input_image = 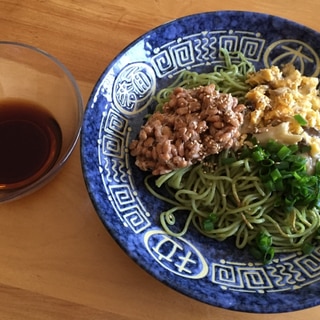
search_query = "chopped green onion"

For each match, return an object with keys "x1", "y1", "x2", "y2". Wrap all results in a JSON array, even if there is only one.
[
  {"x1": 277, "y1": 145, "x2": 292, "y2": 160},
  {"x1": 293, "y1": 171, "x2": 301, "y2": 180},
  {"x1": 302, "y1": 242, "x2": 314, "y2": 255},
  {"x1": 265, "y1": 140, "x2": 282, "y2": 153},
  {"x1": 203, "y1": 213, "x2": 218, "y2": 231},
  {"x1": 270, "y1": 168, "x2": 281, "y2": 181},
  {"x1": 203, "y1": 219, "x2": 214, "y2": 231},
  {"x1": 274, "y1": 161, "x2": 289, "y2": 170},
  {"x1": 284, "y1": 195, "x2": 295, "y2": 211},
  {"x1": 264, "y1": 179, "x2": 275, "y2": 192},
  {"x1": 257, "y1": 231, "x2": 272, "y2": 252},
  {"x1": 263, "y1": 247, "x2": 275, "y2": 265},
  {"x1": 289, "y1": 156, "x2": 307, "y2": 170},
  {"x1": 279, "y1": 170, "x2": 292, "y2": 180},
  {"x1": 252, "y1": 148, "x2": 266, "y2": 162},
  {"x1": 208, "y1": 212, "x2": 218, "y2": 222},
  {"x1": 250, "y1": 231, "x2": 274, "y2": 264},
  {"x1": 288, "y1": 144, "x2": 299, "y2": 153},
  {"x1": 261, "y1": 159, "x2": 274, "y2": 167},
  {"x1": 274, "y1": 179, "x2": 284, "y2": 191},
  {"x1": 294, "y1": 114, "x2": 308, "y2": 126}
]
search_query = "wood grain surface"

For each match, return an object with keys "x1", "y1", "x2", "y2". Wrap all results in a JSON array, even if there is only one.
[{"x1": 1, "y1": 0, "x2": 320, "y2": 319}]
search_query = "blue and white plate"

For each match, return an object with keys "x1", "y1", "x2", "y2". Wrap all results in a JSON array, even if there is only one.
[{"x1": 81, "y1": 11, "x2": 320, "y2": 313}]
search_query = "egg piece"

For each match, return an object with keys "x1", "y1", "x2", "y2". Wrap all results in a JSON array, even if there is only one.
[{"x1": 245, "y1": 64, "x2": 320, "y2": 156}]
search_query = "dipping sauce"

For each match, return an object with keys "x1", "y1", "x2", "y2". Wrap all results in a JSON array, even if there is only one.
[{"x1": 0, "y1": 98, "x2": 62, "y2": 190}]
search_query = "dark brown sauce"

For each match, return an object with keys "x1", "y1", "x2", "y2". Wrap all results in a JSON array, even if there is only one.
[{"x1": 0, "y1": 98, "x2": 62, "y2": 190}]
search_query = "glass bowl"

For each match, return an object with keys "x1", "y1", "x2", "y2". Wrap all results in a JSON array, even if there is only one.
[{"x1": 0, "y1": 41, "x2": 83, "y2": 202}]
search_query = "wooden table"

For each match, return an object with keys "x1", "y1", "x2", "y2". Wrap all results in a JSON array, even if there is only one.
[{"x1": 1, "y1": 1, "x2": 320, "y2": 319}]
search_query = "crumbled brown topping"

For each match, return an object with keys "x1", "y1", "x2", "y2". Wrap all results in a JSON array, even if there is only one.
[{"x1": 129, "y1": 84, "x2": 246, "y2": 175}]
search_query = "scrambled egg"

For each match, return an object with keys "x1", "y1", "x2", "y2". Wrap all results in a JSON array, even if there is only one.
[{"x1": 245, "y1": 64, "x2": 320, "y2": 157}]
